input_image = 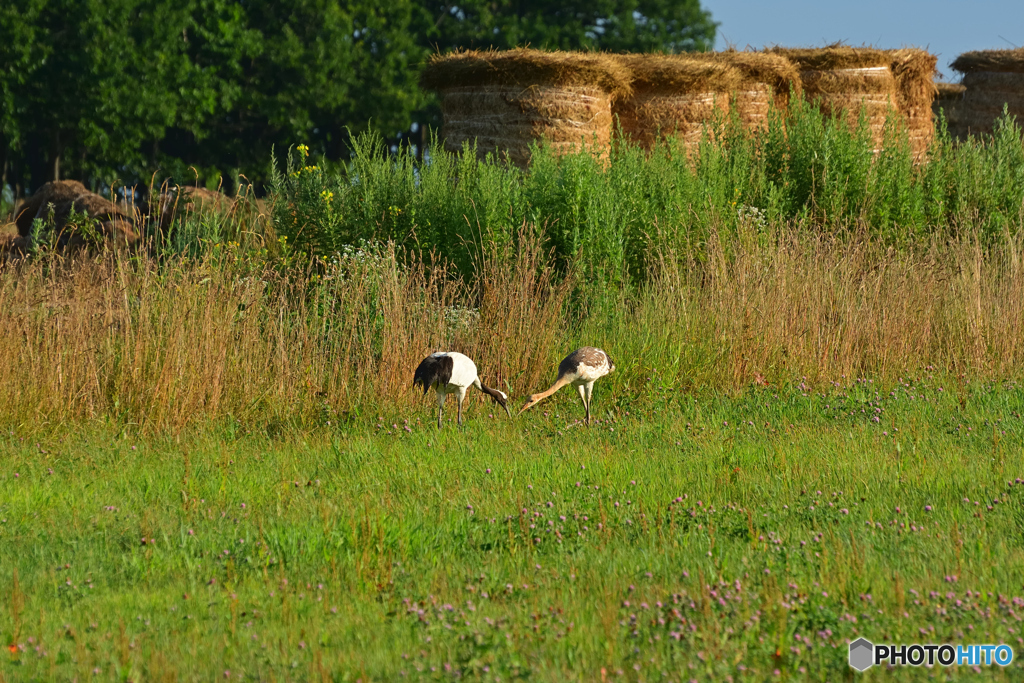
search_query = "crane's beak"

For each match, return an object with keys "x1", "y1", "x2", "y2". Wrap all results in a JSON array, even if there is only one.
[{"x1": 518, "y1": 398, "x2": 537, "y2": 416}]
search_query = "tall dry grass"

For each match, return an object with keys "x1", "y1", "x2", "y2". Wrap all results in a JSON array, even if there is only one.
[
  {"x1": 0, "y1": 227, "x2": 572, "y2": 432},
  {"x1": 1, "y1": 223, "x2": 1022, "y2": 432},
  {"x1": 632, "y1": 225, "x2": 1024, "y2": 388}
]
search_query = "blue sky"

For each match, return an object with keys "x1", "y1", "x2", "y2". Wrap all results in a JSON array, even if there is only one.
[{"x1": 700, "y1": 0, "x2": 1024, "y2": 80}]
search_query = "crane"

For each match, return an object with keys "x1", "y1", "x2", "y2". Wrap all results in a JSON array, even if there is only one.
[
  {"x1": 519, "y1": 347, "x2": 614, "y2": 425},
  {"x1": 413, "y1": 352, "x2": 511, "y2": 428}
]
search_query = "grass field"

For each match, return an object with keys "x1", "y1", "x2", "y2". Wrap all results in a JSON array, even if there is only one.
[
  {"x1": 4, "y1": 111, "x2": 1024, "y2": 681},
  {"x1": 3, "y1": 381, "x2": 1024, "y2": 681}
]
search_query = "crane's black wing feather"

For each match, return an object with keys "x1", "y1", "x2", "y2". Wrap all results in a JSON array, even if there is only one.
[{"x1": 413, "y1": 355, "x2": 453, "y2": 394}]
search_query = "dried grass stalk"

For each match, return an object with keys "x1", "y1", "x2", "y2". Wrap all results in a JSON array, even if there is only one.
[
  {"x1": 421, "y1": 48, "x2": 631, "y2": 97},
  {"x1": 649, "y1": 231, "x2": 1024, "y2": 385},
  {"x1": 769, "y1": 46, "x2": 891, "y2": 71}
]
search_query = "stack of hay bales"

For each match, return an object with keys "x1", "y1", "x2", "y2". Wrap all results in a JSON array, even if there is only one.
[
  {"x1": 613, "y1": 54, "x2": 741, "y2": 152},
  {"x1": 707, "y1": 51, "x2": 802, "y2": 129},
  {"x1": 950, "y1": 48, "x2": 1024, "y2": 136},
  {"x1": 770, "y1": 46, "x2": 898, "y2": 150},
  {"x1": 420, "y1": 49, "x2": 630, "y2": 167},
  {"x1": 933, "y1": 82, "x2": 967, "y2": 139},
  {"x1": 891, "y1": 49, "x2": 939, "y2": 159}
]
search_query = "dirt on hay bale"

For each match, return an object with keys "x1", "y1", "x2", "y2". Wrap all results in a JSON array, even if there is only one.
[
  {"x1": 14, "y1": 180, "x2": 89, "y2": 236},
  {"x1": 613, "y1": 53, "x2": 742, "y2": 151},
  {"x1": 707, "y1": 51, "x2": 802, "y2": 128},
  {"x1": 770, "y1": 46, "x2": 897, "y2": 151},
  {"x1": 891, "y1": 49, "x2": 938, "y2": 159},
  {"x1": 951, "y1": 49, "x2": 1024, "y2": 137},
  {"x1": 421, "y1": 49, "x2": 630, "y2": 167}
]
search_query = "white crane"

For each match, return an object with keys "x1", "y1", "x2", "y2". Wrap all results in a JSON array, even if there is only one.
[
  {"x1": 519, "y1": 347, "x2": 614, "y2": 425},
  {"x1": 413, "y1": 352, "x2": 511, "y2": 428}
]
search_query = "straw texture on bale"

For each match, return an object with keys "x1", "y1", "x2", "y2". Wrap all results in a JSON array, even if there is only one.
[
  {"x1": 951, "y1": 48, "x2": 1024, "y2": 74},
  {"x1": 772, "y1": 46, "x2": 896, "y2": 150},
  {"x1": 890, "y1": 49, "x2": 938, "y2": 159},
  {"x1": 951, "y1": 50, "x2": 1024, "y2": 137},
  {"x1": 422, "y1": 50, "x2": 630, "y2": 166},
  {"x1": 614, "y1": 54, "x2": 741, "y2": 151},
  {"x1": 708, "y1": 50, "x2": 802, "y2": 125}
]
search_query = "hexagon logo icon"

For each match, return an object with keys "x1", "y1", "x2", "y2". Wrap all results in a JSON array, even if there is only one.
[{"x1": 849, "y1": 637, "x2": 874, "y2": 671}]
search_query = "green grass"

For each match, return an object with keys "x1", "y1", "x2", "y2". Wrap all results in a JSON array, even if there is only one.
[
  {"x1": 272, "y1": 105, "x2": 1024, "y2": 284},
  {"x1": 3, "y1": 379, "x2": 1024, "y2": 681}
]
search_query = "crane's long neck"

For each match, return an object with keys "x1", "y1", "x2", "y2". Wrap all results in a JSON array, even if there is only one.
[{"x1": 520, "y1": 375, "x2": 571, "y2": 413}]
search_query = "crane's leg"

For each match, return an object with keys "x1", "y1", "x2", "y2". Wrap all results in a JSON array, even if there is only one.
[
  {"x1": 584, "y1": 382, "x2": 594, "y2": 426},
  {"x1": 436, "y1": 387, "x2": 446, "y2": 429},
  {"x1": 456, "y1": 386, "x2": 467, "y2": 428},
  {"x1": 576, "y1": 384, "x2": 588, "y2": 425}
]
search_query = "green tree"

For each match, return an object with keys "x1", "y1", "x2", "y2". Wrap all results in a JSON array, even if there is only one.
[
  {"x1": 1, "y1": 0, "x2": 221, "y2": 191},
  {"x1": 0, "y1": 0, "x2": 45, "y2": 193},
  {"x1": 1, "y1": 0, "x2": 717, "y2": 195},
  {"x1": 415, "y1": 0, "x2": 717, "y2": 54},
  {"x1": 158, "y1": 0, "x2": 426, "y2": 189}
]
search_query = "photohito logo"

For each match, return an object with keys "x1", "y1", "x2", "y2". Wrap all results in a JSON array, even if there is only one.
[{"x1": 849, "y1": 638, "x2": 1014, "y2": 671}]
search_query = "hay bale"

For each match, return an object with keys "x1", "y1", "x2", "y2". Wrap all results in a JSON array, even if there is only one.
[
  {"x1": 950, "y1": 49, "x2": 1024, "y2": 137},
  {"x1": 153, "y1": 186, "x2": 237, "y2": 232},
  {"x1": 707, "y1": 51, "x2": 802, "y2": 128},
  {"x1": 47, "y1": 193, "x2": 140, "y2": 249},
  {"x1": 421, "y1": 49, "x2": 630, "y2": 166},
  {"x1": 0, "y1": 232, "x2": 31, "y2": 261},
  {"x1": 771, "y1": 46, "x2": 897, "y2": 150},
  {"x1": 614, "y1": 54, "x2": 742, "y2": 151},
  {"x1": 14, "y1": 180, "x2": 88, "y2": 236},
  {"x1": 12, "y1": 180, "x2": 140, "y2": 250},
  {"x1": 933, "y1": 82, "x2": 967, "y2": 139},
  {"x1": 891, "y1": 49, "x2": 938, "y2": 159},
  {"x1": 951, "y1": 48, "x2": 1024, "y2": 74}
]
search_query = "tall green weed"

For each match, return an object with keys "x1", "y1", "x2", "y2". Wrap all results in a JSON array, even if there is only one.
[{"x1": 272, "y1": 104, "x2": 1024, "y2": 282}]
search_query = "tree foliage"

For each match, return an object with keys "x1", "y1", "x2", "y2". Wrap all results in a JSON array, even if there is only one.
[
  {"x1": 1, "y1": 0, "x2": 716, "y2": 195},
  {"x1": 416, "y1": 0, "x2": 716, "y2": 53}
]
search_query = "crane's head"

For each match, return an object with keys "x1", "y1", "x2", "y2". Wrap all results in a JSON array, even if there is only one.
[
  {"x1": 518, "y1": 393, "x2": 543, "y2": 416},
  {"x1": 494, "y1": 389, "x2": 512, "y2": 419},
  {"x1": 480, "y1": 383, "x2": 512, "y2": 418}
]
